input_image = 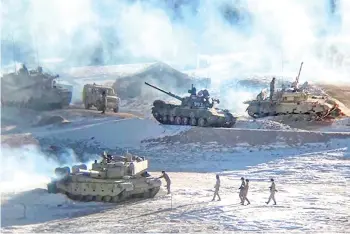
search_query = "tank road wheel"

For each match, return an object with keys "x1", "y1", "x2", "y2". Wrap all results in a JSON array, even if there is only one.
[
  {"x1": 84, "y1": 195, "x2": 93, "y2": 202},
  {"x1": 198, "y1": 118, "x2": 207, "y2": 127},
  {"x1": 103, "y1": 196, "x2": 112, "y2": 202},
  {"x1": 182, "y1": 117, "x2": 189, "y2": 125},
  {"x1": 169, "y1": 116, "x2": 175, "y2": 124},
  {"x1": 75, "y1": 195, "x2": 83, "y2": 201},
  {"x1": 190, "y1": 118, "x2": 197, "y2": 126},
  {"x1": 95, "y1": 195, "x2": 103, "y2": 202},
  {"x1": 111, "y1": 196, "x2": 119, "y2": 203},
  {"x1": 162, "y1": 115, "x2": 169, "y2": 123},
  {"x1": 175, "y1": 116, "x2": 182, "y2": 125}
]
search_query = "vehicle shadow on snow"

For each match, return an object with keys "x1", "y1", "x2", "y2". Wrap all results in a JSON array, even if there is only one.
[{"x1": 0, "y1": 188, "x2": 159, "y2": 228}]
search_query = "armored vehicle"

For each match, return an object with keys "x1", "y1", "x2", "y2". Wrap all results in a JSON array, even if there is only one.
[
  {"x1": 243, "y1": 62, "x2": 346, "y2": 121},
  {"x1": 144, "y1": 82, "x2": 237, "y2": 127},
  {"x1": 82, "y1": 83, "x2": 120, "y2": 113},
  {"x1": 1, "y1": 64, "x2": 72, "y2": 110},
  {"x1": 47, "y1": 152, "x2": 161, "y2": 203}
]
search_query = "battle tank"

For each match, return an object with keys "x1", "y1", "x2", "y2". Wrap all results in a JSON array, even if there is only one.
[
  {"x1": 47, "y1": 152, "x2": 162, "y2": 203},
  {"x1": 144, "y1": 82, "x2": 237, "y2": 127},
  {"x1": 243, "y1": 62, "x2": 346, "y2": 121},
  {"x1": 1, "y1": 64, "x2": 73, "y2": 110}
]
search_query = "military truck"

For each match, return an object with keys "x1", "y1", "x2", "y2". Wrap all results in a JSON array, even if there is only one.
[
  {"x1": 243, "y1": 62, "x2": 346, "y2": 121},
  {"x1": 144, "y1": 82, "x2": 237, "y2": 127},
  {"x1": 82, "y1": 83, "x2": 120, "y2": 113},
  {"x1": 47, "y1": 152, "x2": 162, "y2": 203},
  {"x1": 1, "y1": 64, "x2": 72, "y2": 110}
]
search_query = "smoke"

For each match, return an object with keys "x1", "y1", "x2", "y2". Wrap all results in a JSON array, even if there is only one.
[
  {"x1": 0, "y1": 144, "x2": 83, "y2": 193},
  {"x1": 1, "y1": 0, "x2": 349, "y2": 83}
]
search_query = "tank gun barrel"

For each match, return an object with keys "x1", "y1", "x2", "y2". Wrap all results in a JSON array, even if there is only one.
[{"x1": 144, "y1": 82, "x2": 183, "y2": 101}]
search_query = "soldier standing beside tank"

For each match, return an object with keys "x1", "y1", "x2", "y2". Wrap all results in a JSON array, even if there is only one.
[
  {"x1": 212, "y1": 174, "x2": 221, "y2": 201},
  {"x1": 270, "y1": 77, "x2": 276, "y2": 100},
  {"x1": 238, "y1": 177, "x2": 245, "y2": 204},
  {"x1": 266, "y1": 178, "x2": 278, "y2": 205},
  {"x1": 101, "y1": 90, "x2": 107, "y2": 114},
  {"x1": 159, "y1": 171, "x2": 171, "y2": 194}
]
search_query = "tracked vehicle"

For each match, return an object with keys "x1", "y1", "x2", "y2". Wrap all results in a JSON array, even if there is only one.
[
  {"x1": 47, "y1": 152, "x2": 161, "y2": 203},
  {"x1": 1, "y1": 64, "x2": 72, "y2": 110},
  {"x1": 144, "y1": 82, "x2": 237, "y2": 127},
  {"x1": 244, "y1": 62, "x2": 346, "y2": 121}
]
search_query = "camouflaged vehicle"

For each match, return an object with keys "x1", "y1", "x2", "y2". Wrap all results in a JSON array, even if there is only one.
[
  {"x1": 243, "y1": 62, "x2": 346, "y2": 121},
  {"x1": 144, "y1": 82, "x2": 237, "y2": 127},
  {"x1": 82, "y1": 83, "x2": 120, "y2": 112},
  {"x1": 1, "y1": 64, "x2": 72, "y2": 110},
  {"x1": 47, "y1": 152, "x2": 161, "y2": 203}
]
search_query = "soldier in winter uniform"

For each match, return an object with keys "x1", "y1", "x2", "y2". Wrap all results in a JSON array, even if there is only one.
[
  {"x1": 212, "y1": 174, "x2": 221, "y2": 201},
  {"x1": 270, "y1": 77, "x2": 276, "y2": 100},
  {"x1": 242, "y1": 179, "x2": 250, "y2": 205},
  {"x1": 159, "y1": 171, "x2": 171, "y2": 194},
  {"x1": 266, "y1": 178, "x2": 277, "y2": 205},
  {"x1": 101, "y1": 90, "x2": 107, "y2": 114},
  {"x1": 239, "y1": 177, "x2": 246, "y2": 204}
]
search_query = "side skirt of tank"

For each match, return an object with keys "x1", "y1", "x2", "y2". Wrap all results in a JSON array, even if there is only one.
[
  {"x1": 151, "y1": 109, "x2": 236, "y2": 128},
  {"x1": 51, "y1": 185, "x2": 161, "y2": 204}
]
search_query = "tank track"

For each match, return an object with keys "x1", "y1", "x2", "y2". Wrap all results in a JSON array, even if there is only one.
[
  {"x1": 54, "y1": 186, "x2": 160, "y2": 204},
  {"x1": 247, "y1": 104, "x2": 343, "y2": 122},
  {"x1": 151, "y1": 101, "x2": 236, "y2": 128}
]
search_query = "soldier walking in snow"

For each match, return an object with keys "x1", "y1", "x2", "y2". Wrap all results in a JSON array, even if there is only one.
[
  {"x1": 239, "y1": 177, "x2": 246, "y2": 204},
  {"x1": 242, "y1": 179, "x2": 250, "y2": 205},
  {"x1": 266, "y1": 178, "x2": 277, "y2": 205},
  {"x1": 159, "y1": 171, "x2": 171, "y2": 194},
  {"x1": 212, "y1": 174, "x2": 221, "y2": 201}
]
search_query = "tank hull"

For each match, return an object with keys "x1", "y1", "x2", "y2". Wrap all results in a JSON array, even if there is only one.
[
  {"x1": 47, "y1": 175, "x2": 161, "y2": 203},
  {"x1": 245, "y1": 99, "x2": 344, "y2": 121},
  {"x1": 151, "y1": 100, "x2": 237, "y2": 128}
]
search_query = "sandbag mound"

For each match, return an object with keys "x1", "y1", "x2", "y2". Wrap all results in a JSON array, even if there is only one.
[
  {"x1": 113, "y1": 62, "x2": 210, "y2": 99},
  {"x1": 35, "y1": 115, "x2": 70, "y2": 126}
]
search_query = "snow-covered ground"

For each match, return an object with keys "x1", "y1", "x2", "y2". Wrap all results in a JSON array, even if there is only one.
[{"x1": 1, "y1": 144, "x2": 349, "y2": 233}]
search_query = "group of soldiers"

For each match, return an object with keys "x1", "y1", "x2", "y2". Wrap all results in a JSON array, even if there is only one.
[
  {"x1": 213, "y1": 175, "x2": 277, "y2": 205},
  {"x1": 158, "y1": 171, "x2": 278, "y2": 205}
]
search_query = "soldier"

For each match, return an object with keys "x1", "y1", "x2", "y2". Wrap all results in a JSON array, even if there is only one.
[
  {"x1": 242, "y1": 179, "x2": 250, "y2": 205},
  {"x1": 101, "y1": 90, "x2": 107, "y2": 114},
  {"x1": 212, "y1": 174, "x2": 221, "y2": 201},
  {"x1": 159, "y1": 171, "x2": 171, "y2": 194},
  {"x1": 238, "y1": 177, "x2": 245, "y2": 204},
  {"x1": 266, "y1": 178, "x2": 278, "y2": 205},
  {"x1": 270, "y1": 77, "x2": 276, "y2": 100}
]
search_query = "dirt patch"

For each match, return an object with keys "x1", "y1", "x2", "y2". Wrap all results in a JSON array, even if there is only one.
[
  {"x1": 35, "y1": 115, "x2": 69, "y2": 127},
  {"x1": 1, "y1": 134, "x2": 39, "y2": 147},
  {"x1": 143, "y1": 127, "x2": 350, "y2": 147},
  {"x1": 315, "y1": 83, "x2": 350, "y2": 110}
]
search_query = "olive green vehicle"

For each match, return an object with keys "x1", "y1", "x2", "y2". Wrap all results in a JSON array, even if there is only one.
[
  {"x1": 47, "y1": 152, "x2": 161, "y2": 203},
  {"x1": 243, "y1": 62, "x2": 345, "y2": 121},
  {"x1": 144, "y1": 82, "x2": 237, "y2": 127},
  {"x1": 82, "y1": 83, "x2": 120, "y2": 113},
  {"x1": 1, "y1": 64, "x2": 72, "y2": 110}
]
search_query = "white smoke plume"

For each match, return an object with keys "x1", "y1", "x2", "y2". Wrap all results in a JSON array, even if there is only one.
[
  {"x1": 1, "y1": 0, "x2": 349, "y2": 110},
  {"x1": 0, "y1": 145, "x2": 80, "y2": 193}
]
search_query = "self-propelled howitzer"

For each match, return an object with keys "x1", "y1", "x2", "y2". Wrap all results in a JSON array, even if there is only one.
[{"x1": 144, "y1": 82, "x2": 237, "y2": 128}]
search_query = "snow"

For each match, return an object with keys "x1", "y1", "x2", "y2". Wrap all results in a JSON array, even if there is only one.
[{"x1": 1, "y1": 144, "x2": 349, "y2": 233}]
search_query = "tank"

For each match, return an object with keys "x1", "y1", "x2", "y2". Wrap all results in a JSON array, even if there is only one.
[
  {"x1": 47, "y1": 152, "x2": 162, "y2": 203},
  {"x1": 1, "y1": 64, "x2": 73, "y2": 110},
  {"x1": 243, "y1": 62, "x2": 346, "y2": 121},
  {"x1": 144, "y1": 82, "x2": 237, "y2": 127}
]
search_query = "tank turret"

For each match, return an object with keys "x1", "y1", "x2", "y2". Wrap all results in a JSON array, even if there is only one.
[
  {"x1": 144, "y1": 82, "x2": 237, "y2": 127},
  {"x1": 47, "y1": 152, "x2": 161, "y2": 203},
  {"x1": 243, "y1": 62, "x2": 346, "y2": 121},
  {"x1": 1, "y1": 64, "x2": 72, "y2": 110}
]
